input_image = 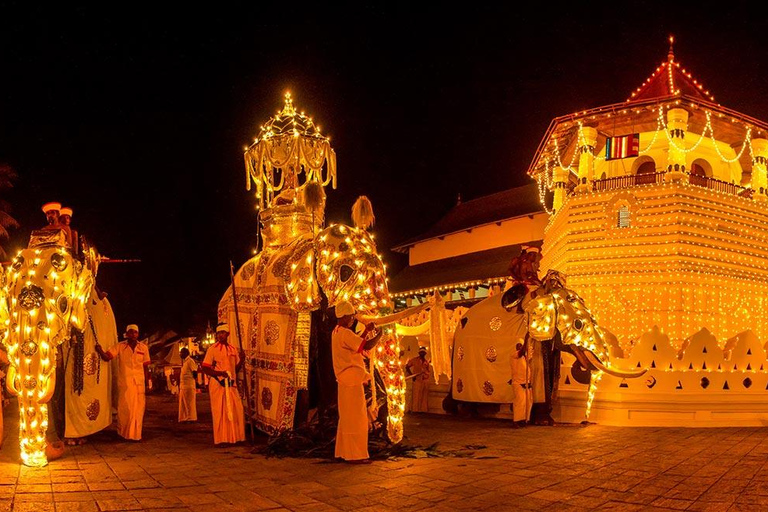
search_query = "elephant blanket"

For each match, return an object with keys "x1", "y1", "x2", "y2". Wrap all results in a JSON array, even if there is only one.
[
  {"x1": 64, "y1": 294, "x2": 118, "y2": 438},
  {"x1": 218, "y1": 236, "x2": 314, "y2": 435},
  {"x1": 452, "y1": 293, "x2": 529, "y2": 402}
]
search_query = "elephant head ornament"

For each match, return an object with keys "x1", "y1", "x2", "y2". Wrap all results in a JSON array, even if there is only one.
[
  {"x1": 1, "y1": 244, "x2": 92, "y2": 466},
  {"x1": 526, "y1": 270, "x2": 645, "y2": 379}
]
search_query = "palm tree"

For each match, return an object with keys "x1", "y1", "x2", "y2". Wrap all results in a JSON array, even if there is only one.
[{"x1": 0, "y1": 164, "x2": 20, "y2": 260}]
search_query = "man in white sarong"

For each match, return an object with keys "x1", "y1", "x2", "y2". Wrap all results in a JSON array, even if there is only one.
[
  {"x1": 64, "y1": 289, "x2": 118, "y2": 443},
  {"x1": 95, "y1": 324, "x2": 150, "y2": 440},
  {"x1": 200, "y1": 324, "x2": 245, "y2": 444},
  {"x1": 332, "y1": 301, "x2": 382, "y2": 463},
  {"x1": 178, "y1": 348, "x2": 198, "y2": 422},
  {"x1": 509, "y1": 341, "x2": 532, "y2": 427}
]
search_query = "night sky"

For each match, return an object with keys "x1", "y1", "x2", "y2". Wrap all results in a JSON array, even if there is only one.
[{"x1": 1, "y1": 4, "x2": 767, "y2": 335}]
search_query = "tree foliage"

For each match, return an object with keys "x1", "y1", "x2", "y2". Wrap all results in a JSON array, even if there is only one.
[{"x1": 0, "y1": 164, "x2": 20, "y2": 259}]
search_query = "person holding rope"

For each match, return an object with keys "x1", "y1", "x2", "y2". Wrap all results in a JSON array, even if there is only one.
[
  {"x1": 332, "y1": 301, "x2": 382, "y2": 463},
  {"x1": 199, "y1": 323, "x2": 246, "y2": 445},
  {"x1": 95, "y1": 324, "x2": 150, "y2": 440}
]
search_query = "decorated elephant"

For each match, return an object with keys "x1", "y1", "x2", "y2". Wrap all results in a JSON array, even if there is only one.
[
  {"x1": 1, "y1": 230, "x2": 93, "y2": 466},
  {"x1": 451, "y1": 266, "x2": 645, "y2": 422},
  {"x1": 218, "y1": 198, "x2": 415, "y2": 443}
]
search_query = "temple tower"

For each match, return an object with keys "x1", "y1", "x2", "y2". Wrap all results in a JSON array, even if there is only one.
[{"x1": 529, "y1": 44, "x2": 768, "y2": 350}]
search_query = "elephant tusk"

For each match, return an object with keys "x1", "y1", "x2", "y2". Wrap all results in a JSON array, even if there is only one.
[{"x1": 582, "y1": 350, "x2": 647, "y2": 379}]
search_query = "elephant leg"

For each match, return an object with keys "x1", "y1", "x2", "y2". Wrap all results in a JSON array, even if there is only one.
[{"x1": 293, "y1": 390, "x2": 310, "y2": 428}]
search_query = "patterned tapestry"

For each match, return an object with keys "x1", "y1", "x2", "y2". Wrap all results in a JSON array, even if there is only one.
[{"x1": 218, "y1": 234, "x2": 314, "y2": 435}]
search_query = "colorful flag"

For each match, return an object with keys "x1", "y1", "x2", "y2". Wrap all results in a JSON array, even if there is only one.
[{"x1": 605, "y1": 134, "x2": 640, "y2": 160}]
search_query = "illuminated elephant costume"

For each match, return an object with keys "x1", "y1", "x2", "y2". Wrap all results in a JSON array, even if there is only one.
[
  {"x1": 1, "y1": 230, "x2": 93, "y2": 466},
  {"x1": 218, "y1": 200, "x2": 412, "y2": 443},
  {"x1": 218, "y1": 93, "x2": 422, "y2": 443},
  {"x1": 451, "y1": 267, "x2": 645, "y2": 420}
]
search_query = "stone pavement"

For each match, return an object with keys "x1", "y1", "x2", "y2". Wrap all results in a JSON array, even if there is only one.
[{"x1": 1, "y1": 394, "x2": 768, "y2": 511}]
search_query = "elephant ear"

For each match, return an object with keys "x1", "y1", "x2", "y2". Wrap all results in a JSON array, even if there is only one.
[
  {"x1": 283, "y1": 238, "x2": 320, "y2": 312},
  {"x1": 525, "y1": 293, "x2": 558, "y2": 341}
]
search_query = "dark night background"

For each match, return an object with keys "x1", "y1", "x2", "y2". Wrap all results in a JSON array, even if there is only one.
[{"x1": 1, "y1": 4, "x2": 766, "y2": 335}]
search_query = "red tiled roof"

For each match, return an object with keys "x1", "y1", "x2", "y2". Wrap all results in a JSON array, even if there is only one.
[
  {"x1": 628, "y1": 50, "x2": 715, "y2": 103},
  {"x1": 392, "y1": 183, "x2": 543, "y2": 252}
]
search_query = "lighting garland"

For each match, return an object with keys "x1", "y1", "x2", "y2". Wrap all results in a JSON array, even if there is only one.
[
  {"x1": 660, "y1": 108, "x2": 708, "y2": 154},
  {"x1": 389, "y1": 277, "x2": 508, "y2": 300},
  {"x1": 537, "y1": 164, "x2": 555, "y2": 215},
  {"x1": 585, "y1": 370, "x2": 603, "y2": 419},
  {"x1": 656, "y1": 108, "x2": 754, "y2": 162},
  {"x1": 552, "y1": 124, "x2": 584, "y2": 173},
  {"x1": 1, "y1": 247, "x2": 92, "y2": 466},
  {"x1": 638, "y1": 111, "x2": 662, "y2": 154}
]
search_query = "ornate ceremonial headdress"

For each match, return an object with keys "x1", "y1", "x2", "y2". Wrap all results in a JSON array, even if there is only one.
[{"x1": 244, "y1": 92, "x2": 336, "y2": 211}]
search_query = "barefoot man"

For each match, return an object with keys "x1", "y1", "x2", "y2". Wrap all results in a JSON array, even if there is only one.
[
  {"x1": 332, "y1": 301, "x2": 382, "y2": 463},
  {"x1": 95, "y1": 324, "x2": 150, "y2": 440},
  {"x1": 199, "y1": 324, "x2": 245, "y2": 444}
]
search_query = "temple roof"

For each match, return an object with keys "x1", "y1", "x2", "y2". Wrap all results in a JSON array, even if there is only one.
[
  {"x1": 389, "y1": 243, "x2": 540, "y2": 295},
  {"x1": 526, "y1": 41, "x2": 768, "y2": 178},
  {"x1": 391, "y1": 183, "x2": 543, "y2": 252},
  {"x1": 627, "y1": 39, "x2": 715, "y2": 103}
]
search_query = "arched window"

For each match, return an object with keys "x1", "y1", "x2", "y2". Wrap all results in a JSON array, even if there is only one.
[
  {"x1": 637, "y1": 161, "x2": 656, "y2": 174},
  {"x1": 632, "y1": 156, "x2": 656, "y2": 174},
  {"x1": 617, "y1": 205, "x2": 630, "y2": 228},
  {"x1": 690, "y1": 158, "x2": 712, "y2": 187},
  {"x1": 691, "y1": 158, "x2": 712, "y2": 177},
  {"x1": 631, "y1": 156, "x2": 657, "y2": 185}
]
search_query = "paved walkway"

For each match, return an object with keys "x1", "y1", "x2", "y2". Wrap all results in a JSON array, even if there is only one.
[{"x1": 1, "y1": 394, "x2": 768, "y2": 511}]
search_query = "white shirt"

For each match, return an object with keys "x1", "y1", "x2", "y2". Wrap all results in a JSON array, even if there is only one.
[
  {"x1": 107, "y1": 341, "x2": 150, "y2": 388},
  {"x1": 332, "y1": 325, "x2": 367, "y2": 386},
  {"x1": 180, "y1": 357, "x2": 198, "y2": 389},
  {"x1": 510, "y1": 351, "x2": 529, "y2": 385},
  {"x1": 203, "y1": 342, "x2": 240, "y2": 378}
]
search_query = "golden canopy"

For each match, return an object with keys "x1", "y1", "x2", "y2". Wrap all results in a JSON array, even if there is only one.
[{"x1": 245, "y1": 93, "x2": 337, "y2": 210}]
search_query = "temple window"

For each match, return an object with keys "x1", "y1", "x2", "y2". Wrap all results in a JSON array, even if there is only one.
[
  {"x1": 617, "y1": 205, "x2": 631, "y2": 228},
  {"x1": 636, "y1": 161, "x2": 656, "y2": 175},
  {"x1": 691, "y1": 159, "x2": 712, "y2": 177},
  {"x1": 631, "y1": 156, "x2": 657, "y2": 185},
  {"x1": 632, "y1": 155, "x2": 656, "y2": 175}
]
